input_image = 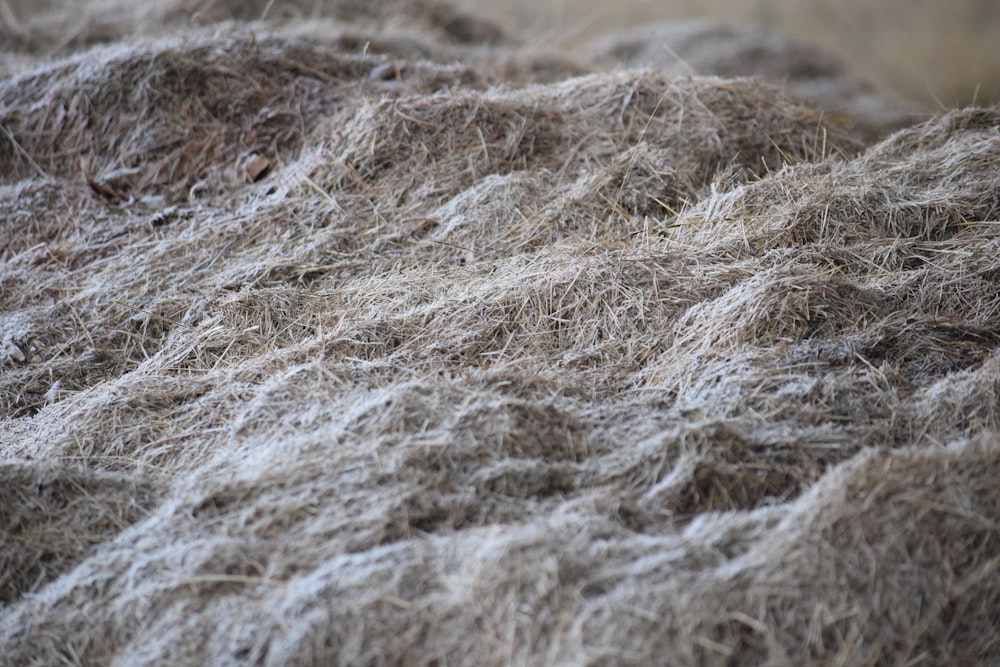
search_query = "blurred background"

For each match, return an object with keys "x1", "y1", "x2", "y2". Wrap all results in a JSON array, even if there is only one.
[{"x1": 462, "y1": 0, "x2": 1000, "y2": 108}]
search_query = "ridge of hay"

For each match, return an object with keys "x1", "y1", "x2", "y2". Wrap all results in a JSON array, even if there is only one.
[
  {"x1": 1, "y1": 0, "x2": 510, "y2": 55},
  {"x1": 3, "y1": 2, "x2": 1000, "y2": 665},
  {"x1": 584, "y1": 19, "x2": 918, "y2": 141},
  {"x1": 305, "y1": 71, "x2": 853, "y2": 260}
]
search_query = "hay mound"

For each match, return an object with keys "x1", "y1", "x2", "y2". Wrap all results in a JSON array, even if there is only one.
[
  {"x1": 584, "y1": 19, "x2": 917, "y2": 140},
  {"x1": 3, "y1": 1, "x2": 1000, "y2": 665},
  {"x1": 0, "y1": 32, "x2": 492, "y2": 200},
  {"x1": 0, "y1": 0, "x2": 583, "y2": 85}
]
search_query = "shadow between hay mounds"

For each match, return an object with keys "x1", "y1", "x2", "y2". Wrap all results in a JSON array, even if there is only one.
[{"x1": 0, "y1": 461, "x2": 158, "y2": 604}]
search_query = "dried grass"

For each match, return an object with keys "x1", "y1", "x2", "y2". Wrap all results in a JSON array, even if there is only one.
[
  {"x1": 2, "y1": 1, "x2": 1000, "y2": 665},
  {"x1": 1, "y1": 0, "x2": 510, "y2": 54},
  {"x1": 583, "y1": 19, "x2": 917, "y2": 141}
]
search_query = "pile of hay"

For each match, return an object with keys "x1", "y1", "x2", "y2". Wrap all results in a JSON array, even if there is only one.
[{"x1": 2, "y1": 1, "x2": 999, "y2": 664}]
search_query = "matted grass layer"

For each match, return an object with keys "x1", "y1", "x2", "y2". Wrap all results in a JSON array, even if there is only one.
[{"x1": 2, "y1": 1, "x2": 999, "y2": 665}]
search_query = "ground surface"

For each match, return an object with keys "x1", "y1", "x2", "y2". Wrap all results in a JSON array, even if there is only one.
[{"x1": 2, "y1": 1, "x2": 1000, "y2": 665}]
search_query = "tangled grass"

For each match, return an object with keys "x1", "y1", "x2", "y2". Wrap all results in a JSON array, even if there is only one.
[{"x1": 2, "y1": 1, "x2": 999, "y2": 665}]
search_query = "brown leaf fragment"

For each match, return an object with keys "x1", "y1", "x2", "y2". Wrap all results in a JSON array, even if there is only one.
[
  {"x1": 244, "y1": 154, "x2": 271, "y2": 183},
  {"x1": 99, "y1": 167, "x2": 142, "y2": 193},
  {"x1": 81, "y1": 159, "x2": 136, "y2": 202},
  {"x1": 3, "y1": 340, "x2": 26, "y2": 364}
]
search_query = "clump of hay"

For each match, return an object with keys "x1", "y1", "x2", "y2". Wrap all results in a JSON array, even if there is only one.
[
  {"x1": 584, "y1": 19, "x2": 918, "y2": 141},
  {"x1": 308, "y1": 71, "x2": 851, "y2": 258},
  {"x1": 2, "y1": 1, "x2": 1000, "y2": 665}
]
